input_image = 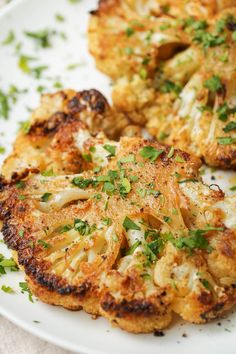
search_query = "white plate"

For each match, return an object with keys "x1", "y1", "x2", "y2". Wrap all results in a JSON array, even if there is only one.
[{"x1": 0, "y1": 1, "x2": 236, "y2": 353}]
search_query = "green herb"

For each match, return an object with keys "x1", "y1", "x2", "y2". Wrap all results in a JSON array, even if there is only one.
[
  {"x1": 74, "y1": 219, "x2": 96, "y2": 236},
  {"x1": 19, "y1": 230, "x2": 25, "y2": 238},
  {"x1": 167, "y1": 147, "x2": 174, "y2": 158},
  {"x1": 2, "y1": 30, "x2": 15, "y2": 45},
  {"x1": 160, "y1": 80, "x2": 182, "y2": 94},
  {"x1": 217, "y1": 102, "x2": 229, "y2": 121},
  {"x1": 232, "y1": 31, "x2": 236, "y2": 41},
  {"x1": 33, "y1": 320, "x2": 40, "y2": 323},
  {"x1": 124, "y1": 47, "x2": 134, "y2": 55},
  {"x1": 82, "y1": 153, "x2": 92, "y2": 162},
  {"x1": 139, "y1": 68, "x2": 148, "y2": 80},
  {"x1": 217, "y1": 137, "x2": 236, "y2": 145},
  {"x1": 139, "y1": 146, "x2": 164, "y2": 162},
  {"x1": 119, "y1": 154, "x2": 135, "y2": 164},
  {"x1": 59, "y1": 224, "x2": 73, "y2": 234},
  {"x1": 215, "y1": 19, "x2": 226, "y2": 33},
  {"x1": 1, "y1": 285, "x2": 14, "y2": 294},
  {"x1": 175, "y1": 155, "x2": 185, "y2": 163},
  {"x1": 19, "y1": 282, "x2": 33, "y2": 303},
  {"x1": 20, "y1": 120, "x2": 31, "y2": 134},
  {"x1": 119, "y1": 178, "x2": 131, "y2": 197},
  {"x1": 230, "y1": 186, "x2": 236, "y2": 191},
  {"x1": 123, "y1": 217, "x2": 141, "y2": 231},
  {"x1": 163, "y1": 216, "x2": 172, "y2": 223},
  {"x1": 72, "y1": 176, "x2": 94, "y2": 189},
  {"x1": 0, "y1": 90, "x2": 10, "y2": 119},
  {"x1": 18, "y1": 55, "x2": 36, "y2": 74},
  {"x1": 178, "y1": 178, "x2": 198, "y2": 184},
  {"x1": 102, "y1": 217, "x2": 112, "y2": 226},
  {"x1": 204, "y1": 75, "x2": 223, "y2": 92},
  {"x1": 126, "y1": 27, "x2": 135, "y2": 37},
  {"x1": 41, "y1": 193, "x2": 52, "y2": 202},
  {"x1": 24, "y1": 29, "x2": 52, "y2": 48},
  {"x1": 200, "y1": 278, "x2": 212, "y2": 291},
  {"x1": 0, "y1": 146, "x2": 5, "y2": 154},
  {"x1": 173, "y1": 228, "x2": 214, "y2": 253},
  {"x1": 41, "y1": 168, "x2": 54, "y2": 177},
  {"x1": 159, "y1": 131, "x2": 169, "y2": 141},
  {"x1": 15, "y1": 181, "x2": 26, "y2": 189},
  {"x1": 37, "y1": 239, "x2": 50, "y2": 249},
  {"x1": 223, "y1": 121, "x2": 236, "y2": 133},
  {"x1": 103, "y1": 144, "x2": 116, "y2": 157},
  {"x1": 55, "y1": 13, "x2": 65, "y2": 22},
  {"x1": 18, "y1": 195, "x2": 26, "y2": 200},
  {"x1": 103, "y1": 181, "x2": 115, "y2": 194},
  {"x1": 126, "y1": 240, "x2": 141, "y2": 255}
]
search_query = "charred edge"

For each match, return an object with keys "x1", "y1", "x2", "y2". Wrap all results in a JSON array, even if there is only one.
[
  {"x1": 18, "y1": 253, "x2": 92, "y2": 297},
  {"x1": 101, "y1": 295, "x2": 156, "y2": 318},
  {"x1": 28, "y1": 112, "x2": 68, "y2": 137},
  {"x1": 11, "y1": 168, "x2": 40, "y2": 183},
  {"x1": 2, "y1": 220, "x2": 21, "y2": 250},
  {"x1": 200, "y1": 302, "x2": 225, "y2": 320},
  {"x1": 67, "y1": 90, "x2": 108, "y2": 115}
]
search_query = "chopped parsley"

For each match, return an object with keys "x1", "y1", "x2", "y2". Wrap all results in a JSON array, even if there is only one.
[
  {"x1": 126, "y1": 27, "x2": 135, "y2": 37},
  {"x1": 217, "y1": 137, "x2": 236, "y2": 145},
  {"x1": 2, "y1": 30, "x2": 15, "y2": 45},
  {"x1": 0, "y1": 146, "x2": 5, "y2": 154},
  {"x1": 41, "y1": 193, "x2": 52, "y2": 202},
  {"x1": 19, "y1": 282, "x2": 33, "y2": 302},
  {"x1": 223, "y1": 121, "x2": 236, "y2": 133},
  {"x1": 1, "y1": 285, "x2": 14, "y2": 294},
  {"x1": 123, "y1": 217, "x2": 141, "y2": 232},
  {"x1": 175, "y1": 155, "x2": 185, "y2": 163},
  {"x1": 159, "y1": 80, "x2": 182, "y2": 95},
  {"x1": 167, "y1": 147, "x2": 174, "y2": 158},
  {"x1": 72, "y1": 176, "x2": 94, "y2": 189},
  {"x1": 178, "y1": 178, "x2": 198, "y2": 184},
  {"x1": 103, "y1": 144, "x2": 116, "y2": 157},
  {"x1": 74, "y1": 219, "x2": 96, "y2": 236},
  {"x1": 37, "y1": 239, "x2": 50, "y2": 249},
  {"x1": 203, "y1": 75, "x2": 223, "y2": 93},
  {"x1": 139, "y1": 146, "x2": 164, "y2": 162},
  {"x1": 126, "y1": 240, "x2": 141, "y2": 255},
  {"x1": 58, "y1": 224, "x2": 73, "y2": 234},
  {"x1": 24, "y1": 29, "x2": 54, "y2": 48}
]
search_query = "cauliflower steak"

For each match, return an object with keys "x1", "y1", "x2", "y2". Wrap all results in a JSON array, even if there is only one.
[
  {"x1": 89, "y1": 2, "x2": 236, "y2": 168},
  {"x1": 1, "y1": 111, "x2": 236, "y2": 332}
]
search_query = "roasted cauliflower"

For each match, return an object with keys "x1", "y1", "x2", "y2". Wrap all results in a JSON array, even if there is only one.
[
  {"x1": 89, "y1": 2, "x2": 236, "y2": 168},
  {"x1": 1, "y1": 97, "x2": 236, "y2": 332}
]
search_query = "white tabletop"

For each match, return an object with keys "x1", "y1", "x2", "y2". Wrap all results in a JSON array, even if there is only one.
[{"x1": 0, "y1": 315, "x2": 74, "y2": 354}]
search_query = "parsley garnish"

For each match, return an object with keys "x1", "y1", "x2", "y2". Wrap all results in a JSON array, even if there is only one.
[
  {"x1": 204, "y1": 75, "x2": 223, "y2": 92},
  {"x1": 139, "y1": 146, "x2": 164, "y2": 162},
  {"x1": 223, "y1": 121, "x2": 236, "y2": 133},
  {"x1": 126, "y1": 240, "x2": 141, "y2": 255},
  {"x1": 72, "y1": 176, "x2": 94, "y2": 189},
  {"x1": 37, "y1": 239, "x2": 50, "y2": 249},
  {"x1": 19, "y1": 282, "x2": 34, "y2": 302},
  {"x1": 103, "y1": 144, "x2": 116, "y2": 157},
  {"x1": 74, "y1": 219, "x2": 96, "y2": 236},
  {"x1": 41, "y1": 193, "x2": 52, "y2": 202},
  {"x1": 217, "y1": 137, "x2": 236, "y2": 145},
  {"x1": 123, "y1": 217, "x2": 141, "y2": 231},
  {"x1": 1, "y1": 285, "x2": 14, "y2": 294}
]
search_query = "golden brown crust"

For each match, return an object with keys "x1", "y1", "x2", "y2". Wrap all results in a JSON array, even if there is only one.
[
  {"x1": 1, "y1": 122, "x2": 236, "y2": 332},
  {"x1": 89, "y1": 3, "x2": 236, "y2": 169}
]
